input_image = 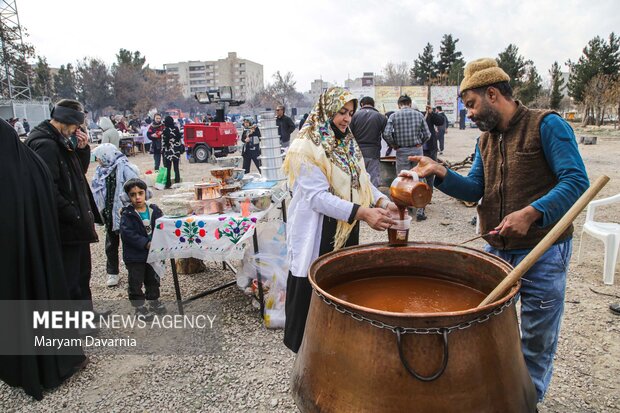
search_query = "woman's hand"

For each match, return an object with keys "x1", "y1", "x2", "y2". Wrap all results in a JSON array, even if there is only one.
[{"x1": 355, "y1": 206, "x2": 395, "y2": 231}]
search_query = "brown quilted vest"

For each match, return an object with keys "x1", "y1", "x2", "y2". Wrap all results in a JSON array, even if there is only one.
[{"x1": 477, "y1": 102, "x2": 573, "y2": 250}]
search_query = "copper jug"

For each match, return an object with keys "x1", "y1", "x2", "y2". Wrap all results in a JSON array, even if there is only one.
[{"x1": 390, "y1": 172, "x2": 432, "y2": 208}]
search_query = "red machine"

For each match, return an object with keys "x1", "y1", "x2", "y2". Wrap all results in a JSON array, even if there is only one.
[{"x1": 184, "y1": 122, "x2": 239, "y2": 163}]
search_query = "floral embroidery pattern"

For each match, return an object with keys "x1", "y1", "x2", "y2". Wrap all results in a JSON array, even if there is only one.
[
  {"x1": 173, "y1": 217, "x2": 206, "y2": 245},
  {"x1": 214, "y1": 216, "x2": 258, "y2": 244}
]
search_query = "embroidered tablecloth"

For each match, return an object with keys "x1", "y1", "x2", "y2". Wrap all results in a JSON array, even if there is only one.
[{"x1": 147, "y1": 205, "x2": 274, "y2": 277}]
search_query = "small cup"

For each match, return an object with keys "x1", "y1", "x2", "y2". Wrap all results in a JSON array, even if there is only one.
[{"x1": 387, "y1": 216, "x2": 412, "y2": 246}]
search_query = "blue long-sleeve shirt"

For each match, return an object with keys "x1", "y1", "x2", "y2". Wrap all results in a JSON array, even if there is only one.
[{"x1": 437, "y1": 113, "x2": 589, "y2": 229}]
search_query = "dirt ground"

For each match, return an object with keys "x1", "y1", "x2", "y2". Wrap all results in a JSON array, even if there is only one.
[{"x1": 1, "y1": 123, "x2": 619, "y2": 412}]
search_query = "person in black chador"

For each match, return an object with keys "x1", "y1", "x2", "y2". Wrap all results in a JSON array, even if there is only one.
[
  {"x1": 241, "y1": 118, "x2": 261, "y2": 173},
  {"x1": 0, "y1": 118, "x2": 87, "y2": 400}
]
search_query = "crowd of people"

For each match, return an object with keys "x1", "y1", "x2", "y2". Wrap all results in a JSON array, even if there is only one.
[
  {"x1": 1, "y1": 99, "x2": 168, "y2": 399},
  {"x1": 1, "y1": 57, "x2": 613, "y2": 410},
  {"x1": 350, "y1": 95, "x2": 451, "y2": 221}
]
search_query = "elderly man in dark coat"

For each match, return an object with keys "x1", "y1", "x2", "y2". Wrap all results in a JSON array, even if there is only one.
[{"x1": 25, "y1": 99, "x2": 102, "y2": 313}]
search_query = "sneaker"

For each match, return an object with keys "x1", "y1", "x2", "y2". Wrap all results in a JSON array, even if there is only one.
[
  {"x1": 106, "y1": 273, "x2": 119, "y2": 287},
  {"x1": 148, "y1": 300, "x2": 167, "y2": 315},
  {"x1": 610, "y1": 303, "x2": 620, "y2": 316},
  {"x1": 135, "y1": 305, "x2": 154, "y2": 321}
]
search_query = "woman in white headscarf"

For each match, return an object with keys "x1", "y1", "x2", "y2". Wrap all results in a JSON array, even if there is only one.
[
  {"x1": 282, "y1": 87, "x2": 399, "y2": 352},
  {"x1": 91, "y1": 143, "x2": 139, "y2": 287}
]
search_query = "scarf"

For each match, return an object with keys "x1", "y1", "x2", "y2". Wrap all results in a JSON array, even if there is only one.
[
  {"x1": 91, "y1": 143, "x2": 139, "y2": 231},
  {"x1": 283, "y1": 87, "x2": 373, "y2": 250}
]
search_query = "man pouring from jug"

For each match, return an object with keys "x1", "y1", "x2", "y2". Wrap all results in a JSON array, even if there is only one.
[{"x1": 404, "y1": 58, "x2": 589, "y2": 402}]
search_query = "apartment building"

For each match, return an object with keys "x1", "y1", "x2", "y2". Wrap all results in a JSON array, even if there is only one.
[{"x1": 164, "y1": 52, "x2": 263, "y2": 101}]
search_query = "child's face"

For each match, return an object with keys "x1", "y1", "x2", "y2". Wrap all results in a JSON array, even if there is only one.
[{"x1": 127, "y1": 186, "x2": 146, "y2": 208}]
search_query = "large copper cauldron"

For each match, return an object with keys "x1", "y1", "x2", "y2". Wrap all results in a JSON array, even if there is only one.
[{"x1": 292, "y1": 242, "x2": 537, "y2": 413}]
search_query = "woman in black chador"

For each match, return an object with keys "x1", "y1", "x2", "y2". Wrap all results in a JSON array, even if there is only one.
[{"x1": 0, "y1": 118, "x2": 86, "y2": 400}]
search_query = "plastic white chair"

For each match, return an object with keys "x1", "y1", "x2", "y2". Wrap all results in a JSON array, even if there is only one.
[{"x1": 578, "y1": 193, "x2": 620, "y2": 284}]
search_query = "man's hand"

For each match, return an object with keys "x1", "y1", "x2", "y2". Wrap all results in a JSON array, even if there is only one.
[
  {"x1": 75, "y1": 129, "x2": 89, "y2": 149},
  {"x1": 244, "y1": 137, "x2": 250, "y2": 143},
  {"x1": 403, "y1": 156, "x2": 448, "y2": 179},
  {"x1": 355, "y1": 207, "x2": 395, "y2": 231},
  {"x1": 495, "y1": 206, "x2": 542, "y2": 238}
]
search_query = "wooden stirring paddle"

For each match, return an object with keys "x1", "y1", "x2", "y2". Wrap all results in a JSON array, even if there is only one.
[{"x1": 478, "y1": 175, "x2": 610, "y2": 307}]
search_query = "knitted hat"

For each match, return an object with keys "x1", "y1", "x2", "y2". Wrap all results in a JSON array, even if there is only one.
[{"x1": 459, "y1": 58, "x2": 510, "y2": 94}]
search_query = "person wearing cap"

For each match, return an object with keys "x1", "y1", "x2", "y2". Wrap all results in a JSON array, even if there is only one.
[
  {"x1": 406, "y1": 58, "x2": 589, "y2": 402},
  {"x1": 25, "y1": 99, "x2": 103, "y2": 314}
]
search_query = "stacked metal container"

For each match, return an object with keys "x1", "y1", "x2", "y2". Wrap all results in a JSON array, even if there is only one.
[{"x1": 258, "y1": 111, "x2": 286, "y2": 181}]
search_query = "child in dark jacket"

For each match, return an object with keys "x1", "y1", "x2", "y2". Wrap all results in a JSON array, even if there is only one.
[{"x1": 119, "y1": 178, "x2": 165, "y2": 317}]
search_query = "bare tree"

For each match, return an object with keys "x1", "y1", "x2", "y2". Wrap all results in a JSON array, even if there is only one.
[
  {"x1": 133, "y1": 70, "x2": 183, "y2": 116},
  {"x1": 583, "y1": 74, "x2": 613, "y2": 126},
  {"x1": 604, "y1": 77, "x2": 620, "y2": 129},
  {"x1": 249, "y1": 71, "x2": 302, "y2": 109},
  {"x1": 377, "y1": 62, "x2": 410, "y2": 86}
]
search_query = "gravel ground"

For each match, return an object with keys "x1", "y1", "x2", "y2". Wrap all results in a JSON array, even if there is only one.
[{"x1": 1, "y1": 125, "x2": 619, "y2": 412}]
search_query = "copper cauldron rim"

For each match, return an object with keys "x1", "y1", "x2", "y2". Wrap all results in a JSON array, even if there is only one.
[{"x1": 307, "y1": 241, "x2": 519, "y2": 319}]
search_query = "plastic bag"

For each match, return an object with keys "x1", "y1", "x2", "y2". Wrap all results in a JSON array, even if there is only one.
[
  {"x1": 237, "y1": 216, "x2": 288, "y2": 329},
  {"x1": 239, "y1": 252, "x2": 288, "y2": 329},
  {"x1": 154, "y1": 167, "x2": 168, "y2": 190}
]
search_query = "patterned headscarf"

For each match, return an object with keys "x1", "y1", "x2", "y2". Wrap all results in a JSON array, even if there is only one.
[
  {"x1": 91, "y1": 143, "x2": 139, "y2": 231},
  {"x1": 283, "y1": 87, "x2": 372, "y2": 250}
]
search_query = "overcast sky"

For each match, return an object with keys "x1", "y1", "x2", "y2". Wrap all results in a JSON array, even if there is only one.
[{"x1": 18, "y1": 0, "x2": 618, "y2": 92}]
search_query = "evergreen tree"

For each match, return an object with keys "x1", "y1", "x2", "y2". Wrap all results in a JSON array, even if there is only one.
[
  {"x1": 112, "y1": 49, "x2": 147, "y2": 113},
  {"x1": 516, "y1": 63, "x2": 542, "y2": 105},
  {"x1": 496, "y1": 44, "x2": 528, "y2": 90},
  {"x1": 0, "y1": 23, "x2": 35, "y2": 98},
  {"x1": 447, "y1": 60, "x2": 466, "y2": 87},
  {"x1": 53, "y1": 63, "x2": 78, "y2": 99},
  {"x1": 567, "y1": 33, "x2": 620, "y2": 104},
  {"x1": 410, "y1": 43, "x2": 437, "y2": 85},
  {"x1": 32, "y1": 56, "x2": 53, "y2": 98},
  {"x1": 549, "y1": 61, "x2": 565, "y2": 110},
  {"x1": 437, "y1": 34, "x2": 464, "y2": 84},
  {"x1": 77, "y1": 58, "x2": 113, "y2": 120}
]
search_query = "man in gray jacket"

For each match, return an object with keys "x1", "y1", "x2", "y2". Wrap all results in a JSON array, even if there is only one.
[{"x1": 350, "y1": 96, "x2": 387, "y2": 187}]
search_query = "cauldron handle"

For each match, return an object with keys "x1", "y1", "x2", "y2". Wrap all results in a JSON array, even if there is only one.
[{"x1": 396, "y1": 328, "x2": 449, "y2": 382}]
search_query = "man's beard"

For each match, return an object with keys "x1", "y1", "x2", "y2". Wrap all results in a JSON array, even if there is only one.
[{"x1": 470, "y1": 102, "x2": 501, "y2": 132}]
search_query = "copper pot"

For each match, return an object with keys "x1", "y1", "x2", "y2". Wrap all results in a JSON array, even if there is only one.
[
  {"x1": 210, "y1": 167, "x2": 233, "y2": 182},
  {"x1": 190, "y1": 197, "x2": 224, "y2": 215},
  {"x1": 220, "y1": 183, "x2": 242, "y2": 208},
  {"x1": 194, "y1": 182, "x2": 221, "y2": 200},
  {"x1": 292, "y1": 242, "x2": 537, "y2": 413}
]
